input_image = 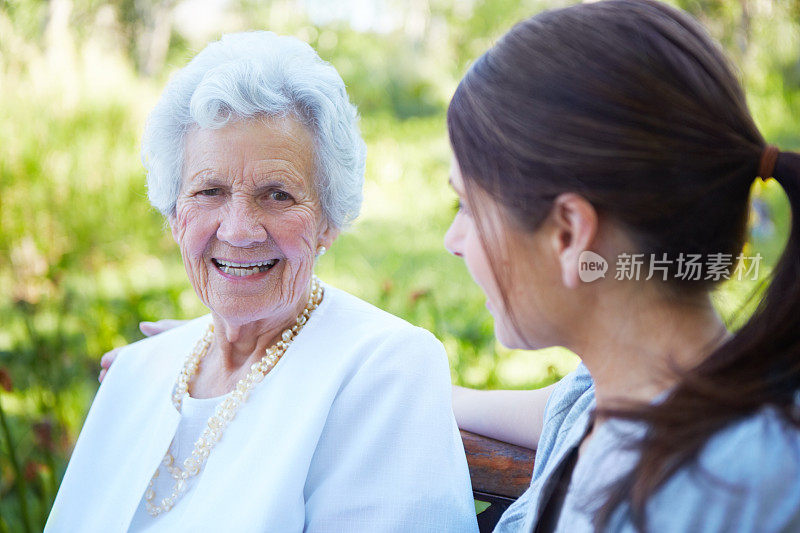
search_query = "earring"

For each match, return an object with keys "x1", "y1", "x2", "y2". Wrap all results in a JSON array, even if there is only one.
[{"x1": 316, "y1": 245, "x2": 326, "y2": 257}]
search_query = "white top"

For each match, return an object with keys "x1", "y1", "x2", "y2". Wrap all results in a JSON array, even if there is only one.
[
  {"x1": 128, "y1": 393, "x2": 227, "y2": 531},
  {"x1": 46, "y1": 284, "x2": 478, "y2": 533}
]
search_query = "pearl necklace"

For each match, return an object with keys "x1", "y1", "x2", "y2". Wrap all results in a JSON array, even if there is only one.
[{"x1": 144, "y1": 276, "x2": 324, "y2": 517}]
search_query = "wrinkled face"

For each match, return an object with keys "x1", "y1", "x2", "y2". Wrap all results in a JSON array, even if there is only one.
[{"x1": 170, "y1": 117, "x2": 335, "y2": 327}]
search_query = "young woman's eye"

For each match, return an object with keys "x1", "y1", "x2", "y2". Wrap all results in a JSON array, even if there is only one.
[
  {"x1": 453, "y1": 198, "x2": 468, "y2": 215},
  {"x1": 198, "y1": 188, "x2": 221, "y2": 197},
  {"x1": 270, "y1": 190, "x2": 292, "y2": 202}
]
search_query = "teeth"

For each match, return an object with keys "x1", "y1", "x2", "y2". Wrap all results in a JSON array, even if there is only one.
[
  {"x1": 216, "y1": 259, "x2": 278, "y2": 268},
  {"x1": 214, "y1": 258, "x2": 278, "y2": 276}
]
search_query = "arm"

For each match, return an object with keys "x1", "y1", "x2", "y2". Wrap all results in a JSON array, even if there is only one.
[{"x1": 452, "y1": 383, "x2": 557, "y2": 449}]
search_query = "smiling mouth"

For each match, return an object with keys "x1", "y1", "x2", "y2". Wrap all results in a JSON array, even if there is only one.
[{"x1": 212, "y1": 258, "x2": 279, "y2": 277}]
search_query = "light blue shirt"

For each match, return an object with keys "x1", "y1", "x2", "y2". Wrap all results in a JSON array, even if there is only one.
[{"x1": 495, "y1": 363, "x2": 800, "y2": 532}]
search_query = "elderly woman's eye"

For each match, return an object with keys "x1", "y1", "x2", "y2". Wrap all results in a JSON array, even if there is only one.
[
  {"x1": 199, "y1": 188, "x2": 221, "y2": 196},
  {"x1": 270, "y1": 190, "x2": 292, "y2": 202}
]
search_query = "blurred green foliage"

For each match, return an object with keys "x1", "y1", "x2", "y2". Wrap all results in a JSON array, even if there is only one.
[{"x1": 0, "y1": 0, "x2": 798, "y2": 529}]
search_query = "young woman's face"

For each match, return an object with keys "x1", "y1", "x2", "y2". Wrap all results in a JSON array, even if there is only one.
[
  {"x1": 444, "y1": 158, "x2": 569, "y2": 351},
  {"x1": 444, "y1": 160, "x2": 527, "y2": 348}
]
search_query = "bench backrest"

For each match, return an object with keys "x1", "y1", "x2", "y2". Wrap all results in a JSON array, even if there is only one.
[{"x1": 461, "y1": 430, "x2": 535, "y2": 532}]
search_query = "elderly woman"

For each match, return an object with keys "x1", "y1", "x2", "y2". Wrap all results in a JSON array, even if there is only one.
[{"x1": 45, "y1": 32, "x2": 476, "y2": 532}]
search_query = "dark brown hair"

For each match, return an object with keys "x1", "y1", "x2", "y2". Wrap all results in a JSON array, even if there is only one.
[{"x1": 447, "y1": 0, "x2": 800, "y2": 529}]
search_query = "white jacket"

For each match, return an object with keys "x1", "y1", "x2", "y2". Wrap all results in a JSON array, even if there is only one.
[{"x1": 46, "y1": 284, "x2": 478, "y2": 532}]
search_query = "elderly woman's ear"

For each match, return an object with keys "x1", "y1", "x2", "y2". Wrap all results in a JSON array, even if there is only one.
[{"x1": 316, "y1": 222, "x2": 339, "y2": 254}]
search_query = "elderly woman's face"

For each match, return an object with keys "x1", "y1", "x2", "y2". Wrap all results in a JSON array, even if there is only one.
[{"x1": 170, "y1": 117, "x2": 334, "y2": 326}]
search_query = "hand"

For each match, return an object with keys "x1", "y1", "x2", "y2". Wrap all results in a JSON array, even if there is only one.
[{"x1": 98, "y1": 320, "x2": 187, "y2": 382}]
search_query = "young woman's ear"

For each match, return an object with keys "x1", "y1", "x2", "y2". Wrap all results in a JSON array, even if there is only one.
[{"x1": 547, "y1": 193, "x2": 599, "y2": 289}]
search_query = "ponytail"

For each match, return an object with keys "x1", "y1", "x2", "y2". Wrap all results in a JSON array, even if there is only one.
[{"x1": 596, "y1": 150, "x2": 800, "y2": 530}]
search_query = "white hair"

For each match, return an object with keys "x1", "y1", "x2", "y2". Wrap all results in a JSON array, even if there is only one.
[{"x1": 141, "y1": 31, "x2": 366, "y2": 229}]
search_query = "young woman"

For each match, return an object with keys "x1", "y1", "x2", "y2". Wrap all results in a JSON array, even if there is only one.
[
  {"x1": 445, "y1": 0, "x2": 800, "y2": 530},
  {"x1": 100, "y1": 0, "x2": 799, "y2": 530}
]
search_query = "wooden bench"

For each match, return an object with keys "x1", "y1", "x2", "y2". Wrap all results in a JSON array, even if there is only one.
[{"x1": 461, "y1": 430, "x2": 536, "y2": 532}]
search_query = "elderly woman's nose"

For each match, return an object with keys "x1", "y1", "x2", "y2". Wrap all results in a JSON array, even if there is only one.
[{"x1": 216, "y1": 197, "x2": 268, "y2": 246}]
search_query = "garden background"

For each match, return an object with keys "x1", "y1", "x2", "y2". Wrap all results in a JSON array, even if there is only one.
[{"x1": 1, "y1": 0, "x2": 798, "y2": 529}]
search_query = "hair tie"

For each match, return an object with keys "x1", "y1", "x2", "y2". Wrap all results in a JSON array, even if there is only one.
[{"x1": 758, "y1": 145, "x2": 780, "y2": 181}]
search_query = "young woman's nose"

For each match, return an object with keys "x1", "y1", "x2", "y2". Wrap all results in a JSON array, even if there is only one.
[
  {"x1": 444, "y1": 216, "x2": 464, "y2": 257},
  {"x1": 216, "y1": 196, "x2": 268, "y2": 247}
]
